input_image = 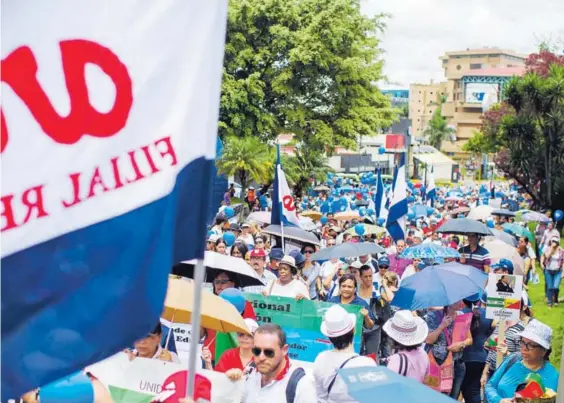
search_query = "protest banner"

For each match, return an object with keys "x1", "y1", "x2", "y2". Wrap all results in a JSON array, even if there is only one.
[
  {"x1": 452, "y1": 312, "x2": 472, "y2": 344},
  {"x1": 86, "y1": 353, "x2": 242, "y2": 403},
  {"x1": 243, "y1": 293, "x2": 363, "y2": 364},
  {"x1": 160, "y1": 320, "x2": 197, "y2": 365},
  {"x1": 485, "y1": 273, "x2": 523, "y2": 322}
]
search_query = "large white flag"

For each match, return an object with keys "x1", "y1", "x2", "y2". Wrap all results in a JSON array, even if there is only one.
[
  {"x1": 278, "y1": 164, "x2": 301, "y2": 227},
  {"x1": 1, "y1": 1, "x2": 227, "y2": 398}
]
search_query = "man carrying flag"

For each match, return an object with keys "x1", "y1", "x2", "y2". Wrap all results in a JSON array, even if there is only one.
[
  {"x1": 386, "y1": 154, "x2": 408, "y2": 241},
  {"x1": 271, "y1": 144, "x2": 301, "y2": 228}
]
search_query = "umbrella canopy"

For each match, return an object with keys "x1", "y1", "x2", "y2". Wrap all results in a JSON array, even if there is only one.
[
  {"x1": 355, "y1": 200, "x2": 370, "y2": 207},
  {"x1": 435, "y1": 218, "x2": 493, "y2": 236},
  {"x1": 261, "y1": 224, "x2": 320, "y2": 245},
  {"x1": 434, "y1": 262, "x2": 488, "y2": 288},
  {"x1": 314, "y1": 185, "x2": 331, "y2": 192},
  {"x1": 246, "y1": 211, "x2": 271, "y2": 225},
  {"x1": 445, "y1": 195, "x2": 464, "y2": 202},
  {"x1": 310, "y1": 242, "x2": 384, "y2": 261},
  {"x1": 392, "y1": 266, "x2": 484, "y2": 310},
  {"x1": 301, "y1": 210, "x2": 323, "y2": 221},
  {"x1": 162, "y1": 276, "x2": 250, "y2": 334},
  {"x1": 334, "y1": 211, "x2": 361, "y2": 221},
  {"x1": 339, "y1": 366, "x2": 454, "y2": 403},
  {"x1": 400, "y1": 244, "x2": 460, "y2": 259},
  {"x1": 174, "y1": 251, "x2": 265, "y2": 287},
  {"x1": 449, "y1": 206, "x2": 470, "y2": 216},
  {"x1": 343, "y1": 225, "x2": 386, "y2": 237},
  {"x1": 522, "y1": 211, "x2": 551, "y2": 223},
  {"x1": 485, "y1": 228, "x2": 518, "y2": 247},
  {"x1": 483, "y1": 239, "x2": 524, "y2": 275},
  {"x1": 411, "y1": 204, "x2": 428, "y2": 218},
  {"x1": 467, "y1": 205, "x2": 494, "y2": 221},
  {"x1": 492, "y1": 209, "x2": 516, "y2": 217},
  {"x1": 502, "y1": 223, "x2": 533, "y2": 241}
]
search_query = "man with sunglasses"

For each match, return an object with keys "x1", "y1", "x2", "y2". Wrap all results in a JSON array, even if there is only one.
[
  {"x1": 243, "y1": 324, "x2": 316, "y2": 403},
  {"x1": 459, "y1": 233, "x2": 491, "y2": 273},
  {"x1": 243, "y1": 249, "x2": 277, "y2": 294}
]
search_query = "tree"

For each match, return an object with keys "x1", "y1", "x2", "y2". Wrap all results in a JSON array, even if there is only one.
[
  {"x1": 285, "y1": 147, "x2": 333, "y2": 196},
  {"x1": 492, "y1": 63, "x2": 564, "y2": 210},
  {"x1": 215, "y1": 136, "x2": 273, "y2": 196},
  {"x1": 219, "y1": 0, "x2": 397, "y2": 151},
  {"x1": 423, "y1": 107, "x2": 455, "y2": 150},
  {"x1": 463, "y1": 130, "x2": 498, "y2": 155}
]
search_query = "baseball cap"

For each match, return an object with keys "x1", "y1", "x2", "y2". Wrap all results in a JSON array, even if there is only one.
[
  {"x1": 498, "y1": 259, "x2": 514, "y2": 274},
  {"x1": 269, "y1": 248, "x2": 284, "y2": 261},
  {"x1": 289, "y1": 250, "x2": 306, "y2": 265},
  {"x1": 378, "y1": 256, "x2": 390, "y2": 268},
  {"x1": 250, "y1": 249, "x2": 266, "y2": 258}
]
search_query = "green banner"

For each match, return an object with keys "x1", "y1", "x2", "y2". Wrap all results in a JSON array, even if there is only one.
[{"x1": 244, "y1": 293, "x2": 363, "y2": 362}]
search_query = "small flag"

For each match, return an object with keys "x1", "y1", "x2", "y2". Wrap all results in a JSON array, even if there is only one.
[
  {"x1": 271, "y1": 144, "x2": 301, "y2": 227},
  {"x1": 426, "y1": 167, "x2": 436, "y2": 208},
  {"x1": 386, "y1": 154, "x2": 408, "y2": 241}
]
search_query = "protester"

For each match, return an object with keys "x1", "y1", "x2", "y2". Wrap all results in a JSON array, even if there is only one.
[
  {"x1": 388, "y1": 239, "x2": 411, "y2": 277},
  {"x1": 239, "y1": 223, "x2": 255, "y2": 246},
  {"x1": 264, "y1": 256, "x2": 310, "y2": 300},
  {"x1": 373, "y1": 256, "x2": 390, "y2": 288},
  {"x1": 207, "y1": 234, "x2": 219, "y2": 251},
  {"x1": 516, "y1": 236, "x2": 536, "y2": 285},
  {"x1": 215, "y1": 238, "x2": 227, "y2": 255},
  {"x1": 244, "y1": 249, "x2": 278, "y2": 294},
  {"x1": 357, "y1": 265, "x2": 381, "y2": 356},
  {"x1": 299, "y1": 244, "x2": 321, "y2": 300},
  {"x1": 382, "y1": 310, "x2": 430, "y2": 382},
  {"x1": 540, "y1": 236, "x2": 563, "y2": 307},
  {"x1": 124, "y1": 323, "x2": 180, "y2": 363},
  {"x1": 313, "y1": 305, "x2": 376, "y2": 403},
  {"x1": 230, "y1": 242, "x2": 249, "y2": 260},
  {"x1": 322, "y1": 261, "x2": 347, "y2": 300},
  {"x1": 254, "y1": 235, "x2": 267, "y2": 251},
  {"x1": 268, "y1": 248, "x2": 284, "y2": 277},
  {"x1": 459, "y1": 233, "x2": 491, "y2": 273},
  {"x1": 328, "y1": 274, "x2": 375, "y2": 331},
  {"x1": 243, "y1": 324, "x2": 316, "y2": 403},
  {"x1": 540, "y1": 221, "x2": 560, "y2": 253},
  {"x1": 485, "y1": 321, "x2": 559, "y2": 403}
]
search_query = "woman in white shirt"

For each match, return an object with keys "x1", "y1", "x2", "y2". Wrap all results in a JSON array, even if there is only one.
[
  {"x1": 263, "y1": 256, "x2": 310, "y2": 300},
  {"x1": 313, "y1": 305, "x2": 376, "y2": 403}
]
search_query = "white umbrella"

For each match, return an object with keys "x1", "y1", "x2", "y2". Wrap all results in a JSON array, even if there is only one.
[
  {"x1": 247, "y1": 211, "x2": 271, "y2": 224},
  {"x1": 467, "y1": 205, "x2": 494, "y2": 221},
  {"x1": 483, "y1": 239, "x2": 524, "y2": 275}
]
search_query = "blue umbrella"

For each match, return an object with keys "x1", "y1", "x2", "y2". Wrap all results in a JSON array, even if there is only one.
[
  {"x1": 434, "y1": 262, "x2": 488, "y2": 289},
  {"x1": 339, "y1": 366, "x2": 454, "y2": 403},
  {"x1": 400, "y1": 244, "x2": 460, "y2": 259},
  {"x1": 392, "y1": 266, "x2": 484, "y2": 310},
  {"x1": 310, "y1": 242, "x2": 384, "y2": 261},
  {"x1": 502, "y1": 223, "x2": 534, "y2": 241},
  {"x1": 522, "y1": 211, "x2": 550, "y2": 223},
  {"x1": 410, "y1": 204, "x2": 428, "y2": 218}
]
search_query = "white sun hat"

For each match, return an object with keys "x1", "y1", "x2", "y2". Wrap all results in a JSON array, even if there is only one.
[
  {"x1": 519, "y1": 320, "x2": 552, "y2": 350},
  {"x1": 320, "y1": 305, "x2": 356, "y2": 338},
  {"x1": 383, "y1": 310, "x2": 429, "y2": 346}
]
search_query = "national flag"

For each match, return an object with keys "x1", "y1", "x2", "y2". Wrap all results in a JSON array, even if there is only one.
[
  {"x1": 386, "y1": 154, "x2": 408, "y2": 241},
  {"x1": 1, "y1": 1, "x2": 228, "y2": 398},
  {"x1": 426, "y1": 167, "x2": 436, "y2": 208},
  {"x1": 271, "y1": 144, "x2": 301, "y2": 227},
  {"x1": 373, "y1": 168, "x2": 386, "y2": 219}
]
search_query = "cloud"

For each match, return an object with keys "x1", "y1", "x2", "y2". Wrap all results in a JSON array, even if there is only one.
[{"x1": 361, "y1": 0, "x2": 564, "y2": 87}]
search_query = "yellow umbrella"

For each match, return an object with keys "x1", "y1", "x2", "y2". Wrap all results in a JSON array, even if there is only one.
[
  {"x1": 344, "y1": 225, "x2": 386, "y2": 237},
  {"x1": 334, "y1": 211, "x2": 361, "y2": 221},
  {"x1": 300, "y1": 211, "x2": 322, "y2": 221},
  {"x1": 162, "y1": 276, "x2": 250, "y2": 334}
]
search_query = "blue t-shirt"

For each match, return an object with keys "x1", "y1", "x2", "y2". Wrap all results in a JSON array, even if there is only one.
[
  {"x1": 485, "y1": 354, "x2": 559, "y2": 403},
  {"x1": 461, "y1": 307, "x2": 493, "y2": 363}
]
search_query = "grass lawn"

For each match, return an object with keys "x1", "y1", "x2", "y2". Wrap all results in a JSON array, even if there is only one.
[{"x1": 526, "y1": 268, "x2": 564, "y2": 371}]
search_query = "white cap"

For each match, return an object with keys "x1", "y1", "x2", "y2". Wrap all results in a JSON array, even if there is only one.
[{"x1": 519, "y1": 320, "x2": 552, "y2": 350}]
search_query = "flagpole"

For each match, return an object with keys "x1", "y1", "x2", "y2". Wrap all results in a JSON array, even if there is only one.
[
  {"x1": 280, "y1": 220, "x2": 286, "y2": 253},
  {"x1": 186, "y1": 259, "x2": 205, "y2": 399}
]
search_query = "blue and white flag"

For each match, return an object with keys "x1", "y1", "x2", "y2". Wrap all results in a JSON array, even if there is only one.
[
  {"x1": 271, "y1": 145, "x2": 301, "y2": 227},
  {"x1": 386, "y1": 154, "x2": 408, "y2": 241},
  {"x1": 1, "y1": 1, "x2": 227, "y2": 398},
  {"x1": 426, "y1": 167, "x2": 436, "y2": 207},
  {"x1": 374, "y1": 168, "x2": 386, "y2": 220}
]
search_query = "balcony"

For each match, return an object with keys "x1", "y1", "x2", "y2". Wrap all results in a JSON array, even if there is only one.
[{"x1": 452, "y1": 110, "x2": 483, "y2": 125}]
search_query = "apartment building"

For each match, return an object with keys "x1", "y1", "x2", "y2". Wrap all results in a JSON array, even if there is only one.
[{"x1": 409, "y1": 81, "x2": 448, "y2": 138}]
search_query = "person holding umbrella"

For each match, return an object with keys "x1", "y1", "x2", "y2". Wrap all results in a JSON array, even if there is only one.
[{"x1": 459, "y1": 233, "x2": 491, "y2": 273}]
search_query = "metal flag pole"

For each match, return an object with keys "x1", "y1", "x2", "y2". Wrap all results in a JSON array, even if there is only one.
[
  {"x1": 186, "y1": 258, "x2": 205, "y2": 399},
  {"x1": 280, "y1": 220, "x2": 286, "y2": 253}
]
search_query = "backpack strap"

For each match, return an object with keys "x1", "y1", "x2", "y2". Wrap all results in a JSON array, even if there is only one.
[
  {"x1": 398, "y1": 353, "x2": 408, "y2": 377},
  {"x1": 328, "y1": 355, "x2": 359, "y2": 395},
  {"x1": 285, "y1": 367, "x2": 306, "y2": 403}
]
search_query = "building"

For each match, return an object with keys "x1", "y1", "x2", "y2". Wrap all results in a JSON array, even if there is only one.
[
  {"x1": 439, "y1": 48, "x2": 526, "y2": 159},
  {"x1": 381, "y1": 89, "x2": 409, "y2": 106},
  {"x1": 409, "y1": 81, "x2": 448, "y2": 138},
  {"x1": 412, "y1": 145, "x2": 457, "y2": 181}
]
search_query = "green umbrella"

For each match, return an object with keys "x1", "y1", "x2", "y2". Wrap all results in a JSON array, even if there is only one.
[{"x1": 502, "y1": 223, "x2": 533, "y2": 242}]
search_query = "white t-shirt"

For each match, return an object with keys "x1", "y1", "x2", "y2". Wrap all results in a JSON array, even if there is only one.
[
  {"x1": 320, "y1": 261, "x2": 339, "y2": 282},
  {"x1": 313, "y1": 350, "x2": 376, "y2": 403},
  {"x1": 267, "y1": 279, "x2": 311, "y2": 299}
]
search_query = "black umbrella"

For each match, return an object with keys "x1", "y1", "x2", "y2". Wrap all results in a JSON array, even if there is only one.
[
  {"x1": 435, "y1": 218, "x2": 493, "y2": 236},
  {"x1": 355, "y1": 200, "x2": 370, "y2": 207},
  {"x1": 261, "y1": 225, "x2": 320, "y2": 245},
  {"x1": 310, "y1": 242, "x2": 384, "y2": 261}
]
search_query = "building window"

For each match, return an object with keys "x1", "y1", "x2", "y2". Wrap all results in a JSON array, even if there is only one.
[
  {"x1": 470, "y1": 63, "x2": 482, "y2": 70},
  {"x1": 430, "y1": 92, "x2": 433, "y2": 95}
]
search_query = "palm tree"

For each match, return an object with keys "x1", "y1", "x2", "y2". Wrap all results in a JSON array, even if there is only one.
[
  {"x1": 423, "y1": 107, "x2": 455, "y2": 150},
  {"x1": 285, "y1": 146, "x2": 333, "y2": 197},
  {"x1": 216, "y1": 136, "x2": 272, "y2": 197}
]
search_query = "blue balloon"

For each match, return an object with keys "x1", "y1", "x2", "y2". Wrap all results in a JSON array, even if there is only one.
[
  {"x1": 378, "y1": 217, "x2": 386, "y2": 226},
  {"x1": 301, "y1": 203, "x2": 307, "y2": 210},
  {"x1": 327, "y1": 172, "x2": 334, "y2": 179},
  {"x1": 367, "y1": 208, "x2": 375, "y2": 216},
  {"x1": 320, "y1": 202, "x2": 330, "y2": 213},
  {"x1": 554, "y1": 210, "x2": 564, "y2": 222},
  {"x1": 321, "y1": 216, "x2": 329, "y2": 225},
  {"x1": 328, "y1": 196, "x2": 334, "y2": 202},
  {"x1": 359, "y1": 207, "x2": 367, "y2": 217},
  {"x1": 407, "y1": 211, "x2": 416, "y2": 221},
  {"x1": 223, "y1": 232, "x2": 236, "y2": 246},
  {"x1": 426, "y1": 206, "x2": 434, "y2": 216},
  {"x1": 407, "y1": 195, "x2": 415, "y2": 203},
  {"x1": 351, "y1": 203, "x2": 358, "y2": 210},
  {"x1": 378, "y1": 146, "x2": 386, "y2": 155},
  {"x1": 354, "y1": 223, "x2": 366, "y2": 236},
  {"x1": 486, "y1": 219, "x2": 494, "y2": 228},
  {"x1": 303, "y1": 196, "x2": 309, "y2": 202},
  {"x1": 219, "y1": 288, "x2": 246, "y2": 313},
  {"x1": 224, "y1": 206, "x2": 235, "y2": 219}
]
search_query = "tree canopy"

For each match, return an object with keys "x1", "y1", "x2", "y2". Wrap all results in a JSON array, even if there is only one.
[
  {"x1": 219, "y1": 0, "x2": 397, "y2": 151},
  {"x1": 423, "y1": 107, "x2": 454, "y2": 150}
]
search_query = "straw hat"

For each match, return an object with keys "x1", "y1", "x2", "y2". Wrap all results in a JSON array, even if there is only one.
[
  {"x1": 320, "y1": 305, "x2": 356, "y2": 338},
  {"x1": 383, "y1": 310, "x2": 429, "y2": 346}
]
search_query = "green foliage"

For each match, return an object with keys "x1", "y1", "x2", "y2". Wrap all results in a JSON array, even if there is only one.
[
  {"x1": 220, "y1": 0, "x2": 397, "y2": 151},
  {"x1": 285, "y1": 146, "x2": 333, "y2": 196},
  {"x1": 422, "y1": 107, "x2": 455, "y2": 150},
  {"x1": 215, "y1": 136, "x2": 273, "y2": 191},
  {"x1": 463, "y1": 130, "x2": 498, "y2": 155},
  {"x1": 493, "y1": 63, "x2": 564, "y2": 210}
]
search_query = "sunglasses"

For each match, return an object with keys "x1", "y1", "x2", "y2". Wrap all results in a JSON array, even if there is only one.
[
  {"x1": 304, "y1": 250, "x2": 315, "y2": 254},
  {"x1": 213, "y1": 279, "x2": 232, "y2": 285},
  {"x1": 252, "y1": 347, "x2": 275, "y2": 358},
  {"x1": 379, "y1": 266, "x2": 389, "y2": 269},
  {"x1": 520, "y1": 340, "x2": 541, "y2": 351}
]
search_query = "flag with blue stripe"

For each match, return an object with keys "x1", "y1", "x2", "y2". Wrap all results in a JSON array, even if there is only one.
[
  {"x1": 426, "y1": 166, "x2": 436, "y2": 208},
  {"x1": 386, "y1": 154, "x2": 408, "y2": 241},
  {"x1": 374, "y1": 168, "x2": 385, "y2": 219},
  {"x1": 0, "y1": 2, "x2": 228, "y2": 398}
]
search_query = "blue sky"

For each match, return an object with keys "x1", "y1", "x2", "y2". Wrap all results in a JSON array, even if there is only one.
[{"x1": 361, "y1": 0, "x2": 564, "y2": 88}]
